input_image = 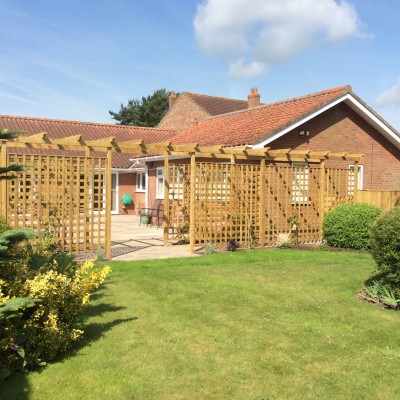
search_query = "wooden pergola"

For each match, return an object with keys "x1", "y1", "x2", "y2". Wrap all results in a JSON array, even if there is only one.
[{"x1": 0, "y1": 133, "x2": 363, "y2": 258}]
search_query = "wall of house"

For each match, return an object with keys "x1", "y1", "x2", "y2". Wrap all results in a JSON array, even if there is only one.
[
  {"x1": 158, "y1": 95, "x2": 209, "y2": 130},
  {"x1": 268, "y1": 103, "x2": 400, "y2": 191}
]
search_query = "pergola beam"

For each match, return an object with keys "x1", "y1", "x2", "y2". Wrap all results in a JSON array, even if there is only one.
[{"x1": 3, "y1": 134, "x2": 364, "y2": 163}]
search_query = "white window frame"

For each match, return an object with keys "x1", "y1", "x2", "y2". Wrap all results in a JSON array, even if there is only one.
[
  {"x1": 291, "y1": 162, "x2": 309, "y2": 204},
  {"x1": 111, "y1": 173, "x2": 119, "y2": 215},
  {"x1": 136, "y1": 172, "x2": 146, "y2": 192},
  {"x1": 156, "y1": 167, "x2": 164, "y2": 199},
  {"x1": 348, "y1": 164, "x2": 363, "y2": 194}
]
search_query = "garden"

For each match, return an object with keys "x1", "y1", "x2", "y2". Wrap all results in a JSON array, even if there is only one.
[
  {"x1": 2, "y1": 250, "x2": 400, "y2": 399},
  {"x1": 1, "y1": 132, "x2": 400, "y2": 399}
]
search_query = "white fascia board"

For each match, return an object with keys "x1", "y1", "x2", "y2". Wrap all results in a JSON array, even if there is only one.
[
  {"x1": 252, "y1": 95, "x2": 349, "y2": 148},
  {"x1": 253, "y1": 93, "x2": 400, "y2": 150},
  {"x1": 343, "y1": 95, "x2": 400, "y2": 149},
  {"x1": 128, "y1": 155, "x2": 188, "y2": 163},
  {"x1": 111, "y1": 168, "x2": 136, "y2": 173}
]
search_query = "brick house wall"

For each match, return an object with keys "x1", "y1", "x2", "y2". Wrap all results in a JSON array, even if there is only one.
[
  {"x1": 158, "y1": 95, "x2": 209, "y2": 130},
  {"x1": 118, "y1": 173, "x2": 136, "y2": 214},
  {"x1": 268, "y1": 103, "x2": 400, "y2": 191}
]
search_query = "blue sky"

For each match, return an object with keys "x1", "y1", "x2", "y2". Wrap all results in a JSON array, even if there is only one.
[{"x1": 1, "y1": 0, "x2": 400, "y2": 130}]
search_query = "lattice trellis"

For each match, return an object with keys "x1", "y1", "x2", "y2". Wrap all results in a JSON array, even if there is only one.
[
  {"x1": 0, "y1": 133, "x2": 363, "y2": 256},
  {"x1": 6, "y1": 153, "x2": 107, "y2": 255},
  {"x1": 165, "y1": 161, "x2": 359, "y2": 250}
]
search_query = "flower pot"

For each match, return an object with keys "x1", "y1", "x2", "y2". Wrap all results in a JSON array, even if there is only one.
[{"x1": 140, "y1": 214, "x2": 150, "y2": 225}]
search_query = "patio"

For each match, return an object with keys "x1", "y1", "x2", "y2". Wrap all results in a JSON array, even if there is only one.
[{"x1": 111, "y1": 215, "x2": 199, "y2": 261}]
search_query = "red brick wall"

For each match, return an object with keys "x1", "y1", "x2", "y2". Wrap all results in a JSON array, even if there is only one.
[
  {"x1": 158, "y1": 95, "x2": 210, "y2": 130},
  {"x1": 268, "y1": 104, "x2": 400, "y2": 191},
  {"x1": 118, "y1": 173, "x2": 136, "y2": 214}
]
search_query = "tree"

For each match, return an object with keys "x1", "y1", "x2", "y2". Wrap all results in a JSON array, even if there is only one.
[
  {"x1": 0, "y1": 130, "x2": 28, "y2": 180},
  {"x1": 109, "y1": 88, "x2": 174, "y2": 127},
  {"x1": 0, "y1": 129, "x2": 34, "y2": 252}
]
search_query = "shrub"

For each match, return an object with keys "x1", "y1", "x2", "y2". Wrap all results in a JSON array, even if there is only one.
[
  {"x1": 368, "y1": 207, "x2": 400, "y2": 295},
  {"x1": 323, "y1": 203, "x2": 381, "y2": 249},
  {"x1": 0, "y1": 227, "x2": 110, "y2": 377}
]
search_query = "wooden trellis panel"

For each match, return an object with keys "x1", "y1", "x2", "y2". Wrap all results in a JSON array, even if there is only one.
[
  {"x1": 5, "y1": 153, "x2": 107, "y2": 255},
  {"x1": 166, "y1": 162, "x2": 191, "y2": 239},
  {"x1": 166, "y1": 161, "x2": 358, "y2": 250},
  {"x1": 324, "y1": 167, "x2": 355, "y2": 211},
  {"x1": 263, "y1": 164, "x2": 321, "y2": 244}
]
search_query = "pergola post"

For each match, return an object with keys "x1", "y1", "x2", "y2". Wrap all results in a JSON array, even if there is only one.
[
  {"x1": 319, "y1": 159, "x2": 326, "y2": 241},
  {"x1": 259, "y1": 158, "x2": 266, "y2": 247},
  {"x1": 105, "y1": 147, "x2": 112, "y2": 259},
  {"x1": 189, "y1": 153, "x2": 196, "y2": 253},
  {"x1": 163, "y1": 152, "x2": 170, "y2": 247}
]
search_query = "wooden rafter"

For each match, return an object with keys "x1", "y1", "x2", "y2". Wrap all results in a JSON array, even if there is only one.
[{"x1": 2, "y1": 134, "x2": 364, "y2": 162}]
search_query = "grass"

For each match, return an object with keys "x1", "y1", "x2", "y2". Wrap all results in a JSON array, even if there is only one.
[{"x1": 2, "y1": 249, "x2": 400, "y2": 399}]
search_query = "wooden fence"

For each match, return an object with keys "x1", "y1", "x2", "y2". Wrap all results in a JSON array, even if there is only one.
[{"x1": 356, "y1": 190, "x2": 400, "y2": 211}]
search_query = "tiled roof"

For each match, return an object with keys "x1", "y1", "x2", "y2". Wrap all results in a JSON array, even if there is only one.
[
  {"x1": 185, "y1": 93, "x2": 249, "y2": 116},
  {"x1": 170, "y1": 85, "x2": 353, "y2": 147},
  {"x1": 0, "y1": 115, "x2": 176, "y2": 168}
]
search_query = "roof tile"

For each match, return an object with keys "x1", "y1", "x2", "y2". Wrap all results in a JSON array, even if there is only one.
[
  {"x1": 0, "y1": 115, "x2": 175, "y2": 168},
  {"x1": 171, "y1": 86, "x2": 352, "y2": 146}
]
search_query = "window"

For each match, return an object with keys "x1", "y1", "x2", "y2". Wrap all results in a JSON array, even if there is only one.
[
  {"x1": 291, "y1": 162, "x2": 308, "y2": 204},
  {"x1": 348, "y1": 165, "x2": 363, "y2": 194},
  {"x1": 111, "y1": 173, "x2": 118, "y2": 213},
  {"x1": 156, "y1": 167, "x2": 164, "y2": 198},
  {"x1": 136, "y1": 172, "x2": 146, "y2": 192},
  {"x1": 169, "y1": 166, "x2": 185, "y2": 200}
]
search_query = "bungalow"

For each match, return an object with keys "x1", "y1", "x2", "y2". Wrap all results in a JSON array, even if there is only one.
[
  {"x1": 156, "y1": 85, "x2": 400, "y2": 193},
  {"x1": 2, "y1": 84, "x2": 399, "y2": 215}
]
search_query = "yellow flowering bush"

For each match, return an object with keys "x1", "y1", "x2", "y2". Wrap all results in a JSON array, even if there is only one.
[
  {"x1": 21, "y1": 260, "x2": 110, "y2": 363},
  {"x1": 0, "y1": 220, "x2": 110, "y2": 377}
]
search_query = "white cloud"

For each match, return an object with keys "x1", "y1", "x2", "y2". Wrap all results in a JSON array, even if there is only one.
[
  {"x1": 376, "y1": 81, "x2": 400, "y2": 107},
  {"x1": 194, "y1": 0, "x2": 365, "y2": 78}
]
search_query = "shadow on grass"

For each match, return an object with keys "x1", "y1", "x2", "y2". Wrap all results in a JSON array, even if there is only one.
[
  {"x1": 0, "y1": 372, "x2": 30, "y2": 400},
  {"x1": 0, "y1": 285, "x2": 138, "y2": 399},
  {"x1": 55, "y1": 288, "x2": 139, "y2": 363}
]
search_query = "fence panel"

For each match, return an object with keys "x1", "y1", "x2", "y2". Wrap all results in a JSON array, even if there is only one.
[
  {"x1": 356, "y1": 190, "x2": 400, "y2": 211},
  {"x1": 4, "y1": 153, "x2": 107, "y2": 255}
]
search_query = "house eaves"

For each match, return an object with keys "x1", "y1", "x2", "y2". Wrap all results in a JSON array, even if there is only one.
[{"x1": 253, "y1": 92, "x2": 400, "y2": 150}]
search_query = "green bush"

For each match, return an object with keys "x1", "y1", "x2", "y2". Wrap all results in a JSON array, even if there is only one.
[
  {"x1": 368, "y1": 207, "x2": 400, "y2": 295},
  {"x1": 0, "y1": 228, "x2": 111, "y2": 377},
  {"x1": 0, "y1": 217, "x2": 10, "y2": 234},
  {"x1": 323, "y1": 203, "x2": 381, "y2": 249}
]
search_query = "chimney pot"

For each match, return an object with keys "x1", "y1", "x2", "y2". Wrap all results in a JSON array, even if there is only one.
[
  {"x1": 248, "y1": 87, "x2": 260, "y2": 108},
  {"x1": 169, "y1": 91, "x2": 177, "y2": 109}
]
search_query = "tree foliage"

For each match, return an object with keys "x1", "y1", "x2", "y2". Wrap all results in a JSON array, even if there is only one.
[
  {"x1": 0, "y1": 130, "x2": 28, "y2": 180},
  {"x1": 109, "y1": 88, "x2": 174, "y2": 127}
]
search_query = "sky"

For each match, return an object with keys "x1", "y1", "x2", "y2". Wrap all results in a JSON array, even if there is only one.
[{"x1": 1, "y1": 0, "x2": 400, "y2": 130}]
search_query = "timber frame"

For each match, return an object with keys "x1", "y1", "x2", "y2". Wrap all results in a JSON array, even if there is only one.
[{"x1": 0, "y1": 132, "x2": 363, "y2": 258}]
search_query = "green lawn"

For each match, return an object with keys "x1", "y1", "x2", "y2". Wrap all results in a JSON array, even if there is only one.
[{"x1": 2, "y1": 250, "x2": 400, "y2": 400}]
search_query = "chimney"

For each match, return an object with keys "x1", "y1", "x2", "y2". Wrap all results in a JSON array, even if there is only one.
[
  {"x1": 248, "y1": 87, "x2": 260, "y2": 108},
  {"x1": 169, "y1": 91, "x2": 177, "y2": 109}
]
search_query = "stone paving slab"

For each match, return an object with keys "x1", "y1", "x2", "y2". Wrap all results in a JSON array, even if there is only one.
[{"x1": 111, "y1": 215, "x2": 200, "y2": 261}]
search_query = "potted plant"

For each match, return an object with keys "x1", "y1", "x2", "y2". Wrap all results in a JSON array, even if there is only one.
[
  {"x1": 140, "y1": 211, "x2": 151, "y2": 225},
  {"x1": 121, "y1": 194, "x2": 133, "y2": 207}
]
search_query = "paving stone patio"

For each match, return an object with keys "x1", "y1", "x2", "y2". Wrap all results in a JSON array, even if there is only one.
[{"x1": 111, "y1": 215, "x2": 200, "y2": 261}]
